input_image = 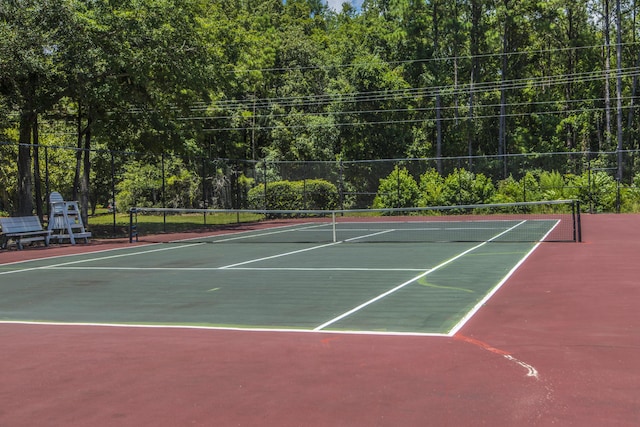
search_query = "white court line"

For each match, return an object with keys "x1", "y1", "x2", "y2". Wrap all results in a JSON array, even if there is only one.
[
  {"x1": 0, "y1": 243, "x2": 203, "y2": 276},
  {"x1": 341, "y1": 226, "x2": 504, "y2": 231},
  {"x1": 314, "y1": 220, "x2": 527, "y2": 331},
  {"x1": 219, "y1": 241, "x2": 341, "y2": 269},
  {"x1": 223, "y1": 267, "x2": 427, "y2": 272},
  {"x1": 218, "y1": 228, "x2": 396, "y2": 269},
  {"x1": 0, "y1": 244, "x2": 162, "y2": 267},
  {"x1": 446, "y1": 219, "x2": 561, "y2": 336},
  {"x1": 187, "y1": 222, "x2": 330, "y2": 243},
  {"x1": 344, "y1": 229, "x2": 395, "y2": 242},
  {"x1": 0, "y1": 320, "x2": 447, "y2": 337},
  {"x1": 46, "y1": 266, "x2": 428, "y2": 272}
]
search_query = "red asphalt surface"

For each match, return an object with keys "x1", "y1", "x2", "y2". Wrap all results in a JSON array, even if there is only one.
[{"x1": 1, "y1": 214, "x2": 639, "y2": 426}]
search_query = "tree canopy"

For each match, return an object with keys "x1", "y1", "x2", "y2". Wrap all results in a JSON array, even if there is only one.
[{"x1": 1, "y1": 0, "x2": 640, "y2": 214}]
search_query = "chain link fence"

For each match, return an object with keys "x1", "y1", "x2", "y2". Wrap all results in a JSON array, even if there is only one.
[{"x1": 2, "y1": 142, "x2": 639, "y2": 238}]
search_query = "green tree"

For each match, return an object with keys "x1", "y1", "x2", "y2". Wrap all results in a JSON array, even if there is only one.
[{"x1": 0, "y1": 1, "x2": 75, "y2": 216}]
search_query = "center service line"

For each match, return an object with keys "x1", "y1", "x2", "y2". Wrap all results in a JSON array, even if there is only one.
[{"x1": 220, "y1": 229, "x2": 396, "y2": 269}]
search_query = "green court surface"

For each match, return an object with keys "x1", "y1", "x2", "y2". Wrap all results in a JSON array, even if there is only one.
[{"x1": 0, "y1": 223, "x2": 540, "y2": 335}]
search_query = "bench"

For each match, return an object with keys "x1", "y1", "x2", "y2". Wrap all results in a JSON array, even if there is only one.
[{"x1": 0, "y1": 216, "x2": 52, "y2": 250}]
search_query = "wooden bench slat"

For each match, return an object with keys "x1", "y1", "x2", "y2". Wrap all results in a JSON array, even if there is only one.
[{"x1": 0, "y1": 216, "x2": 51, "y2": 250}]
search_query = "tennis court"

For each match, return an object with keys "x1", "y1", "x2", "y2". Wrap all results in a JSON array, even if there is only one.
[
  {"x1": 4, "y1": 211, "x2": 640, "y2": 427},
  {"x1": 0, "y1": 213, "x2": 568, "y2": 335}
]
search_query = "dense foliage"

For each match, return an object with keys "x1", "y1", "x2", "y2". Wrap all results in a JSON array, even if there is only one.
[
  {"x1": 1, "y1": 0, "x2": 640, "y2": 216},
  {"x1": 373, "y1": 166, "x2": 639, "y2": 213},
  {"x1": 247, "y1": 179, "x2": 339, "y2": 210}
]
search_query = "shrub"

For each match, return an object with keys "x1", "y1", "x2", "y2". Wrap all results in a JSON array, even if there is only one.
[
  {"x1": 418, "y1": 168, "x2": 446, "y2": 206},
  {"x1": 115, "y1": 157, "x2": 200, "y2": 211},
  {"x1": 520, "y1": 171, "x2": 542, "y2": 201},
  {"x1": 539, "y1": 170, "x2": 567, "y2": 200},
  {"x1": 492, "y1": 175, "x2": 520, "y2": 204},
  {"x1": 442, "y1": 168, "x2": 495, "y2": 205},
  {"x1": 116, "y1": 162, "x2": 162, "y2": 210},
  {"x1": 247, "y1": 179, "x2": 338, "y2": 210},
  {"x1": 619, "y1": 185, "x2": 640, "y2": 212},
  {"x1": 372, "y1": 166, "x2": 420, "y2": 209},
  {"x1": 621, "y1": 173, "x2": 640, "y2": 212},
  {"x1": 304, "y1": 179, "x2": 339, "y2": 210},
  {"x1": 570, "y1": 171, "x2": 618, "y2": 212}
]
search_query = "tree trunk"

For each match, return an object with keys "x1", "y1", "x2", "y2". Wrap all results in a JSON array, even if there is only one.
[
  {"x1": 32, "y1": 116, "x2": 43, "y2": 221},
  {"x1": 604, "y1": 0, "x2": 612, "y2": 151},
  {"x1": 626, "y1": 49, "x2": 639, "y2": 150},
  {"x1": 17, "y1": 111, "x2": 35, "y2": 216},
  {"x1": 615, "y1": 0, "x2": 623, "y2": 181},
  {"x1": 499, "y1": 2, "x2": 509, "y2": 178},
  {"x1": 80, "y1": 115, "x2": 92, "y2": 224},
  {"x1": 73, "y1": 105, "x2": 83, "y2": 201},
  {"x1": 433, "y1": 0, "x2": 443, "y2": 173},
  {"x1": 565, "y1": 5, "x2": 576, "y2": 150},
  {"x1": 468, "y1": 0, "x2": 481, "y2": 164}
]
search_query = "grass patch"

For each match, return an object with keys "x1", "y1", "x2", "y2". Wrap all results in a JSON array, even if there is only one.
[{"x1": 87, "y1": 210, "x2": 264, "y2": 238}]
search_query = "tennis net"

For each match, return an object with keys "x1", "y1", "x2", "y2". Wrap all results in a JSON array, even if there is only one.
[{"x1": 128, "y1": 200, "x2": 581, "y2": 244}]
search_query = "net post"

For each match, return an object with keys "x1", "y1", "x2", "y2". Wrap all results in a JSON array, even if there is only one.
[
  {"x1": 129, "y1": 208, "x2": 138, "y2": 243},
  {"x1": 575, "y1": 200, "x2": 582, "y2": 242},
  {"x1": 332, "y1": 211, "x2": 337, "y2": 243}
]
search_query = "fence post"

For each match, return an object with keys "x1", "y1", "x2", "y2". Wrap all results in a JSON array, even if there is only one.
[
  {"x1": 616, "y1": 178, "x2": 621, "y2": 213},
  {"x1": 161, "y1": 153, "x2": 166, "y2": 231},
  {"x1": 202, "y1": 156, "x2": 207, "y2": 225},
  {"x1": 587, "y1": 159, "x2": 593, "y2": 214},
  {"x1": 263, "y1": 161, "x2": 268, "y2": 210},
  {"x1": 457, "y1": 158, "x2": 462, "y2": 205},
  {"x1": 44, "y1": 146, "x2": 50, "y2": 218},
  {"x1": 339, "y1": 159, "x2": 344, "y2": 210},
  {"x1": 397, "y1": 165, "x2": 401, "y2": 208},
  {"x1": 110, "y1": 151, "x2": 116, "y2": 237}
]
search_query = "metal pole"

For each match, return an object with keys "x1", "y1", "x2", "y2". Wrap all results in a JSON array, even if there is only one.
[
  {"x1": 263, "y1": 161, "x2": 268, "y2": 210},
  {"x1": 202, "y1": 156, "x2": 207, "y2": 225},
  {"x1": 161, "y1": 153, "x2": 166, "y2": 232},
  {"x1": 111, "y1": 151, "x2": 116, "y2": 237}
]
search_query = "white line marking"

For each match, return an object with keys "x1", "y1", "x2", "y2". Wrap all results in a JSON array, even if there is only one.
[
  {"x1": 160, "y1": 221, "x2": 328, "y2": 243},
  {"x1": 217, "y1": 228, "x2": 402, "y2": 269},
  {"x1": 42, "y1": 266, "x2": 428, "y2": 272},
  {"x1": 225, "y1": 267, "x2": 428, "y2": 272},
  {"x1": 205, "y1": 223, "x2": 330, "y2": 243},
  {"x1": 0, "y1": 320, "x2": 448, "y2": 336},
  {"x1": 0, "y1": 244, "x2": 161, "y2": 267},
  {"x1": 344, "y1": 229, "x2": 395, "y2": 242},
  {"x1": 0, "y1": 244, "x2": 203, "y2": 276},
  {"x1": 314, "y1": 221, "x2": 527, "y2": 331},
  {"x1": 219, "y1": 241, "x2": 341, "y2": 269},
  {"x1": 447, "y1": 219, "x2": 561, "y2": 336}
]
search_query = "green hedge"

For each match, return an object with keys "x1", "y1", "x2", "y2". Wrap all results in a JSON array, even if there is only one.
[
  {"x1": 247, "y1": 179, "x2": 339, "y2": 210},
  {"x1": 373, "y1": 167, "x2": 640, "y2": 212}
]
